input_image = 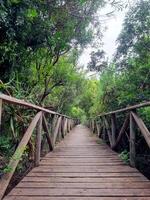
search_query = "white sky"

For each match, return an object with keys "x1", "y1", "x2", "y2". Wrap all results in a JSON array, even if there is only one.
[{"x1": 78, "y1": 4, "x2": 128, "y2": 67}]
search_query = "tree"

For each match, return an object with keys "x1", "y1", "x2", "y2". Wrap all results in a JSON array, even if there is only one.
[
  {"x1": 87, "y1": 50, "x2": 108, "y2": 72},
  {"x1": 0, "y1": 0, "x2": 110, "y2": 80},
  {"x1": 114, "y1": 0, "x2": 150, "y2": 69}
]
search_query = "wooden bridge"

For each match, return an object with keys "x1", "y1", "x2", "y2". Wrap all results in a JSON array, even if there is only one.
[{"x1": 0, "y1": 94, "x2": 150, "y2": 199}]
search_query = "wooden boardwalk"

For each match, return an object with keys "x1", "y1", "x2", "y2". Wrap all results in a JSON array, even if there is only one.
[{"x1": 4, "y1": 125, "x2": 150, "y2": 200}]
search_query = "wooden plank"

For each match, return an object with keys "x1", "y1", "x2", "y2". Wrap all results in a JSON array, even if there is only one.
[
  {"x1": 57, "y1": 119, "x2": 62, "y2": 142},
  {"x1": 68, "y1": 120, "x2": 70, "y2": 132},
  {"x1": 39, "y1": 163, "x2": 126, "y2": 166},
  {"x1": 111, "y1": 114, "x2": 117, "y2": 146},
  {"x1": 0, "y1": 111, "x2": 42, "y2": 199},
  {"x1": 61, "y1": 117, "x2": 65, "y2": 138},
  {"x1": 35, "y1": 154, "x2": 123, "y2": 158},
  {"x1": 22, "y1": 176, "x2": 148, "y2": 183},
  {"x1": 130, "y1": 112, "x2": 136, "y2": 167},
  {"x1": 63, "y1": 118, "x2": 68, "y2": 135},
  {"x1": 27, "y1": 172, "x2": 142, "y2": 177},
  {"x1": 30, "y1": 168, "x2": 138, "y2": 173},
  {"x1": 40, "y1": 158, "x2": 123, "y2": 162},
  {"x1": 4, "y1": 197, "x2": 150, "y2": 200},
  {"x1": 52, "y1": 115, "x2": 59, "y2": 131},
  {"x1": 53, "y1": 116, "x2": 62, "y2": 145},
  {"x1": 92, "y1": 120, "x2": 95, "y2": 132},
  {"x1": 35, "y1": 114, "x2": 43, "y2": 166},
  {"x1": 67, "y1": 119, "x2": 70, "y2": 133},
  {"x1": 7, "y1": 188, "x2": 150, "y2": 196},
  {"x1": 96, "y1": 122, "x2": 100, "y2": 137},
  {"x1": 16, "y1": 181, "x2": 150, "y2": 189}
]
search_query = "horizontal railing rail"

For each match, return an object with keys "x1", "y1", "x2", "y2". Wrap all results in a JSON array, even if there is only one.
[
  {"x1": 93, "y1": 101, "x2": 150, "y2": 118},
  {"x1": 0, "y1": 93, "x2": 72, "y2": 118},
  {"x1": 89, "y1": 101, "x2": 150, "y2": 169},
  {"x1": 0, "y1": 93, "x2": 76, "y2": 199}
]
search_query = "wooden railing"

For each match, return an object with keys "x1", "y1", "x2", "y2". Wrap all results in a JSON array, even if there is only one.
[
  {"x1": 0, "y1": 94, "x2": 76, "y2": 199},
  {"x1": 89, "y1": 102, "x2": 150, "y2": 168}
]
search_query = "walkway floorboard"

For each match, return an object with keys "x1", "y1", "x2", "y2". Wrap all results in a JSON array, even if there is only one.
[{"x1": 4, "y1": 125, "x2": 150, "y2": 200}]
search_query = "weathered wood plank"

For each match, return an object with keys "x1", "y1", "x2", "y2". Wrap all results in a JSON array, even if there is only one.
[
  {"x1": 35, "y1": 114, "x2": 43, "y2": 167},
  {"x1": 4, "y1": 197, "x2": 150, "y2": 200},
  {"x1": 63, "y1": 118, "x2": 68, "y2": 136},
  {"x1": 53, "y1": 116, "x2": 62, "y2": 145},
  {"x1": 16, "y1": 181, "x2": 150, "y2": 189},
  {"x1": 7, "y1": 188, "x2": 150, "y2": 196},
  {"x1": 22, "y1": 176, "x2": 148, "y2": 183},
  {"x1": 111, "y1": 114, "x2": 117, "y2": 146},
  {"x1": 130, "y1": 112, "x2": 136, "y2": 167},
  {"x1": 27, "y1": 172, "x2": 142, "y2": 177}
]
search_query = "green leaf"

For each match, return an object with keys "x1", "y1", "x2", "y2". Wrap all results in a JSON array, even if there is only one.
[{"x1": 26, "y1": 8, "x2": 38, "y2": 20}]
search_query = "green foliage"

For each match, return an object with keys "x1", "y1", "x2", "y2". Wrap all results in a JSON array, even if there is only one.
[
  {"x1": 115, "y1": 0, "x2": 150, "y2": 69},
  {"x1": 0, "y1": 0, "x2": 109, "y2": 80},
  {"x1": 26, "y1": 8, "x2": 38, "y2": 20},
  {"x1": 3, "y1": 165, "x2": 13, "y2": 173},
  {"x1": 119, "y1": 150, "x2": 129, "y2": 164},
  {"x1": 70, "y1": 107, "x2": 86, "y2": 123},
  {"x1": 87, "y1": 0, "x2": 150, "y2": 117},
  {"x1": 0, "y1": 136, "x2": 12, "y2": 154}
]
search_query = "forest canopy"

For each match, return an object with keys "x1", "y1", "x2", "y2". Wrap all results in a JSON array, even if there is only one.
[{"x1": 0, "y1": 0, "x2": 149, "y2": 120}]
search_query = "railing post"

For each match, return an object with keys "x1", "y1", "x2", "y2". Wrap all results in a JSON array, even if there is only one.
[
  {"x1": 61, "y1": 117, "x2": 65, "y2": 138},
  {"x1": 89, "y1": 121, "x2": 91, "y2": 129},
  {"x1": 104, "y1": 116, "x2": 113, "y2": 147},
  {"x1": 102, "y1": 118, "x2": 106, "y2": 141},
  {"x1": 111, "y1": 114, "x2": 117, "y2": 146},
  {"x1": 130, "y1": 111, "x2": 136, "y2": 167},
  {"x1": 68, "y1": 119, "x2": 70, "y2": 132},
  {"x1": 98, "y1": 117, "x2": 102, "y2": 138},
  {"x1": 92, "y1": 120, "x2": 95, "y2": 133},
  {"x1": 35, "y1": 113, "x2": 43, "y2": 167},
  {"x1": 96, "y1": 121, "x2": 100, "y2": 137},
  {"x1": 53, "y1": 116, "x2": 62, "y2": 145},
  {"x1": 58, "y1": 118, "x2": 62, "y2": 141}
]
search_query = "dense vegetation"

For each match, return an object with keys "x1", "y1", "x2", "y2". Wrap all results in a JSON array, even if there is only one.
[{"x1": 0, "y1": 0, "x2": 150, "y2": 186}]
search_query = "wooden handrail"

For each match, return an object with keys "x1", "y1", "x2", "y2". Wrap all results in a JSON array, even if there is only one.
[
  {"x1": 94, "y1": 101, "x2": 150, "y2": 118},
  {"x1": 89, "y1": 102, "x2": 150, "y2": 168},
  {"x1": 0, "y1": 93, "x2": 71, "y2": 119}
]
